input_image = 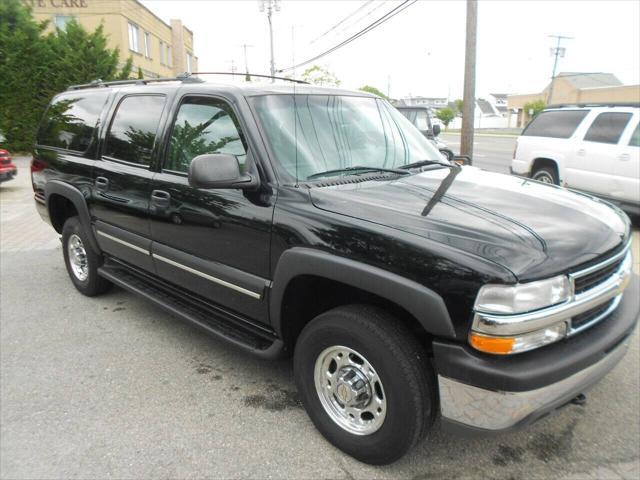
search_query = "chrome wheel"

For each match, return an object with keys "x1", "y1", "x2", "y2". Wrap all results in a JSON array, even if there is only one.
[
  {"x1": 533, "y1": 171, "x2": 554, "y2": 184},
  {"x1": 67, "y1": 233, "x2": 88, "y2": 281},
  {"x1": 314, "y1": 345, "x2": 387, "y2": 435}
]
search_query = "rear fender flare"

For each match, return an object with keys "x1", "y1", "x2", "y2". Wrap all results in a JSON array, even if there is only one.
[{"x1": 45, "y1": 180, "x2": 101, "y2": 254}]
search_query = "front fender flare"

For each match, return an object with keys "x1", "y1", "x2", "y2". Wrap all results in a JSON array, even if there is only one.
[
  {"x1": 45, "y1": 180, "x2": 101, "y2": 255},
  {"x1": 269, "y1": 248, "x2": 457, "y2": 340}
]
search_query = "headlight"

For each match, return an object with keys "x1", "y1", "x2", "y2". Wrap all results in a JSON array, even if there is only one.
[
  {"x1": 474, "y1": 275, "x2": 571, "y2": 314},
  {"x1": 470, "y1": 275, "x2": 572, "y2": 355}
]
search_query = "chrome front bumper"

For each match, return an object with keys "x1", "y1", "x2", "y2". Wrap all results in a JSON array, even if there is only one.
[{"x1": 438, "y1": 338, "x2": 630, "y2": 431}]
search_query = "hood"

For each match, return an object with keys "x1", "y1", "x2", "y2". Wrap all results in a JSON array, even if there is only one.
[{"x1": 309, "y1": 167, "x2": 628, "y2": 281}]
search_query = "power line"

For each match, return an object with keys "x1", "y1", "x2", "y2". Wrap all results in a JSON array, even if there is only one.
[
  {"x1": 330, "y1": 1, "x2": 388, "y2": 38},
  {"x1": 278, "y1": 0, "x2": 416, "y2": 73},
  {"x1": 309, "y1": 0, "x2": 374, "y2": 45}
]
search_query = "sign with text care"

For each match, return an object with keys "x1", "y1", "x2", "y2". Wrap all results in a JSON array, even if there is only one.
[{"x1": 23, "y1": 0, "x2": 88, "y2": 8}]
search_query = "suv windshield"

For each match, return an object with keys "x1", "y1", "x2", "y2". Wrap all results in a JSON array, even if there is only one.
[{"x1": 251, "y1": 94, "x2": 443, "y2": 181}]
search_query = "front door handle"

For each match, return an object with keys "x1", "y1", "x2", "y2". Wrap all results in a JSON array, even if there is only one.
[
  {"x1": 618, "y1": 153, "x2": 631, "y2": 161},
  {"x1": 151, "y1": 190, "x2": 171, "y2": 209},
  {"x1": 577, "y1": 149, "x2": 586, "y2": 156},
  {"x1": 95, "y1": 176, "x2": 109, "y2": 192}
]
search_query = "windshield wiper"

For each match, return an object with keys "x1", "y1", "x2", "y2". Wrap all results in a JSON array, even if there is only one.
[
  {"x1": 306, "y1": 165, "x2": 410, "y2": 180},
  {"x1": 400, "y1": 159, "x2": 453, "y2": 170}
]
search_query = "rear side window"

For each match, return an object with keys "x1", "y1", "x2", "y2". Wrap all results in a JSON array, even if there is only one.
[
  {"x1": 104, "y1": 95, "x2": 166, "y2": 166},
  {"x1": 522, "y1": 110, "x2": 589, "y2": 138},
  {"x1": 583, "y1": 112, "x2": 632, "y2": 144},
  {"x1": 37, "y1": 91, "x2": 109, "y2": 152}
]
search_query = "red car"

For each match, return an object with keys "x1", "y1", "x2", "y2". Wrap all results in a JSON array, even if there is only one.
[{"x1": 0, "y1": 148, "x2": 17, "y2": 183}]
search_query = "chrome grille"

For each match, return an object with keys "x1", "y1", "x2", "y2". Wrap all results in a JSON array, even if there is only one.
[
  {"x1": 570, "y1": 297, "x2": 618, "y2": 332},
  {"x1": 574, "y1": 258, "x2": 624, "y2": 295},
  {"x1": 567, "y1": 241, "x2": 632, "y2": 334}
]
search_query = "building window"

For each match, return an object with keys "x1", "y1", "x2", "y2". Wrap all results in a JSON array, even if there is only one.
[
  {"x1": 128, "y1": 22, "x2": 140, "y2": 53},
  {"x1": 159, "y1": 40, "x2": 165, "y2": 65},
  {"x1": 186, "y1": 52, "x2": 192, "y2": 73},
  {"x1": 54, "y1": 15, "x2": 74, "y2": 31},
  {"x1": 144, "y1": 32, "x2": 151, "y2": 58},
  {"x1": 167, "y1": 45, "x2": 172, "y2": 67}
]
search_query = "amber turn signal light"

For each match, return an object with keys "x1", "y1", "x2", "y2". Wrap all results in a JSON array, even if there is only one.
[{"x1": 469, "y1": 333, "x2": 515, "y2": 355}]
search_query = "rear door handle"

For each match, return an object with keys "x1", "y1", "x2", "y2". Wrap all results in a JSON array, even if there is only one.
[
  {"x1": 577, "y1": 149, "x2": 586, "y2": 156},
  {"x1": 151, "y1": 190, "x2": 171, "y2": 209},
  {"x1": 618, "y1": 153, "x2": 631, "y2": 161},
  {"x1": 95, "y1": 176, "x2": 109, "y2": 192}
]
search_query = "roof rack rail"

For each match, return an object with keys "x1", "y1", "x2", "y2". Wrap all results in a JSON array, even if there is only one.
[
  {"x1": 190, "y1": 71, "x2": 310, "y2": 84},
  {"x1": 548, "y1": 102, "x2": 640, "y2": 109},
  {"x1": 66, "y1": 71, "x2": 309, "y2": 91},
  {"x1": 67, "y1": 73, "x2": 203, "y2": 91}
]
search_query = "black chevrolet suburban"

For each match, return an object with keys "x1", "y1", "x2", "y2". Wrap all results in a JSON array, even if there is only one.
[{"x1": 31, "y1": 76, "x2": 638, "y2": 465}]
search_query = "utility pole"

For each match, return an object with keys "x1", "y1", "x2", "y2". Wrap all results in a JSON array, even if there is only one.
[
  {"x1": 291, "y1": 25, "x2": 296, "y2": 78},
  {"x1": 241, "y1": 43, "x2": 254, "y2": 80},
  {"x1": 460, "y1": 0, "x2": 477, "y2": 158},
  {"x1": 547, "y1": 34, "x2": 572, "y2": 105},
  {"x1": 260, "y1": 0, "x2": 280, "y2": 81}
]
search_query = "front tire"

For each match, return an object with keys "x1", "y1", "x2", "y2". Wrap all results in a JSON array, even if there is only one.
[
  {"x1": 294, "y1": 305, "x2": 436, "y2": 465},
  {"x1": 62, "y1": 216, "x2": 111, "y2": 296}
]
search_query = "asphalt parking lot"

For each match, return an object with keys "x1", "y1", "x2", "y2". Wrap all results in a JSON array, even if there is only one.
[
  {"x1": 439, "y1": 132, "x2": 516, "y2": 174},
  {"x1": 1, "y1": 155, "x2": 639, "y2": 479}
]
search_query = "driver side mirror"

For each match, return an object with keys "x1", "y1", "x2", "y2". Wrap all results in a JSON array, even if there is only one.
[
  {"x1": 188, "y1": 154, "x2": 259, "y2": 190},
  {"x1": 432, "y1": 124, "x2": 441, "y2": 137}
]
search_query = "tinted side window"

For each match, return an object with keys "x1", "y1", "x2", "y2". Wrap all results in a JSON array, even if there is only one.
[
  {"x1": 165, "y1": 97, "x2": 247, "y2": 173},
  {"x1": 415, "y1": 111, "x2": 430, "y2": 131},
  {"x1": 522, "y1": 110, "x2": 589, "y2": 138},
  {"x1": 104, "y1": 95, "x2": 166, "y2": 165},
  {"x1": 583, "y1": 113, "x2": 632, "y2": 144},
  {"x1": 629, "y1": 122, "x2": 640, "y2": 147},
  {"x1": 37, "y1": 91, "x2": 109, "y2": 152}
]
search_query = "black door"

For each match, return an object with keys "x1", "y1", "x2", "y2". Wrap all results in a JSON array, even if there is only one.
[
  {"x1": 149, "y1": 95, "x2": 274, "y2": 323},
  {"x1": 91, "y1": 94, "x2": 168, "y2": 272}
]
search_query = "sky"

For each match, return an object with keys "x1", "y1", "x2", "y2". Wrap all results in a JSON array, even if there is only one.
[{"x1": 140, "y1": 0, "x2": 640, "y2": 100}]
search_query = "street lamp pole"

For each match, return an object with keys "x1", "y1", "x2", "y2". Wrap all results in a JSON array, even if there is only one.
[{"x1": 260, "y1": 0, "x2": 280, "y2": 82}]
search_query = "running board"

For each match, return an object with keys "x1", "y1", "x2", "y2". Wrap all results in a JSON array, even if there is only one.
[{"x1": 98, "y1": 261, "x2": 284, "y2": 359}]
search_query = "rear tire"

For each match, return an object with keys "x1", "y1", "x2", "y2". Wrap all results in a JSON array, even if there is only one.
[
  {"x1": 532, "y1": 166, "x2": 559, "y2": 185},
  {"x1": 294, "y1": 304, "x2": 436, "y2": 465},
  {"x1": 62, "y1": 216, "x2": 111, "y2": 296}
]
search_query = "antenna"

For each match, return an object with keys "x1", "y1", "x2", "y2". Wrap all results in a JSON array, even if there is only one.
[{"x1": 294, "y1": 80, "x2": 299, "y2": 186}]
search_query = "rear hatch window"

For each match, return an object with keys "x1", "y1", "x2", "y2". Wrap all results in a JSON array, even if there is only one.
[{"x1": 37, "y1": 90, "x2": 110, "y2": 153}]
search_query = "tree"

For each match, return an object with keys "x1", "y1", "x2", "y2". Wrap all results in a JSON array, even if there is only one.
[
  {"x1": 358, "y1": 85, "x2": 388, "y2": 100},
  {"x1": 0, "y1": 0, "x2": 132, "y2": 150},
  {"x1": 436, "y1": 107, "x2": 455, "y2": 129},
  {"x1": 301, "y1": 65, "x2": 340, "y2": 86},
  {"x1": 454, "y1": 99, "x2": 464, "y2": 115},
  {"x1": 0, "y1": 0, "x2": 53, "y2": 151},
  {"x1": 137, "y1": 67, "x2": 144, "y2": 79},
  {"x1": 524, "y1": 99, "x2": 546, "y2": 118}
]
